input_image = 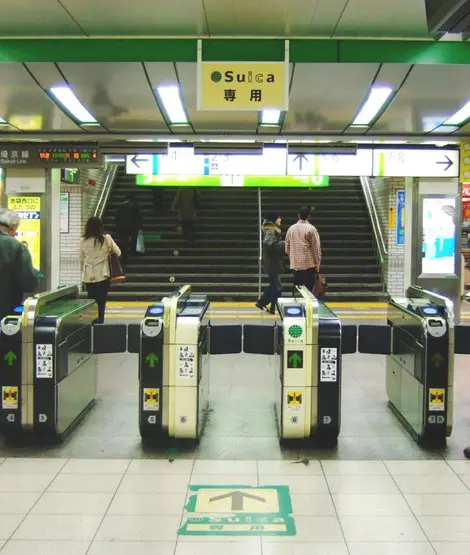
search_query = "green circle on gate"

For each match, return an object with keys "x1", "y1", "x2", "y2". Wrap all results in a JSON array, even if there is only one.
[{"x1": 288, "y1": 325, "x2": 303, "y2": 339}]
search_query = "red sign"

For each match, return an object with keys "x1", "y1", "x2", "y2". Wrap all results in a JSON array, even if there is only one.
[{"x1": 463, "y1": 184, "x2": 470, "y2": 197}]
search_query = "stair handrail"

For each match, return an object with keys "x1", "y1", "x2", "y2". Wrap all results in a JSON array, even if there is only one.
[
  {"x1": 94, "y1": 163, "x2": 119, "y2": 219},
  {"x1": 360, "y1": 176, "x2": 388, "y2": 264},
  {"x1": 258, "y1": 188, "x2": 263, "y2": 297}
]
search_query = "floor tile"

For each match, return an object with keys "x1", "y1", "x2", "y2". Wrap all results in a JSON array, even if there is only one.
[
  {"x1": 446, "y1": 460, "x2": 470, "y2": 475},
  {"x1": 0, "y1": 492, "x2": 41, "y2": 514},
  {"x1": 190, "y1": 474, "x2": 258, "y2": 487},
  {"x1": 347, "y1": 543, "x2": 435, "y2": 555},
  {"x1": 393, "y1": 474, "x2": 468, "y2": 494},
  {"x1": 107, "y1": 492, "x2": 186, "y2": 515},
  {"x1": 257, "y1": 460, "x2": 323, "y2": 475},
  {"x1": 127, "y1": 459, "x2": 194, "y2": 474},
  {"x1": 418, "y1": 516, "x2": 470, "y2": 541},
  {"x1": 0, "y1": 540, "x2": 90, "y2": 555},
  {"x1": 384, "y1": 461, "x2": 455, "y2": 475},
  {"x1": 0, "y1": 458, "x2": 67, "y2": 474},
  {"x1": 13, "y1": 514, "x2": 102, "y2": 541},
  {"x1": 0, "y1": 515, "x2": 25, "y2": 540},
  {"x1": 175, "y1": 541, "x2": 262, "y2": 555},
  {"x1": 31, "y1": 492, "x2": 113, "y2": 515},
  {"x1": 88, "y1": 541, "x2": 176, "y2": 555},
  {"x1": 321, "y1": 461, "x2": 389, "y2": 475},
  {"x1": 60, "y1": 459, "x2": 130, "y2": 474},
  {"x1": 119, "y1": 474, "x2": 190, "y2": 493},
  {"x1": 326, "y1": 475, "x2": 399, "y2": 494},
  {"x1": 193, "y1": 460, "x2": 257, "y2": 475},
  {"x1": 47, "y1": 473, "x2": 122, "y2": 493},
  {"x1": 340, "y1": 515, "x2": 427, "y2": 542},
  {"x1": 0, "y1": 474, "x2": 56, "y2": 493},
  {"x1": 433, "y1": 542, "x2": 470, "y2": 555},
  {"x1": 258, "y1": 474, "x2": 328, "y2": 494},
  {"x1": 95, "y1": 515, "x2": 181, "y2": 542},
  {"x1": 291, "y1": 493, "x2": 336, "y2": 515},
  {"x1": 262, "y1": 543, "x2": 348, "y2": 555},
  {"x1": 262, "y1": 516, "x2": 343, "y2": 542},
  {"x1": 333, "y1": 494, "x2": 412, "y2": 516},
  {"x1": 405, "y1": 493, "x2": 470, "y2": 515}
]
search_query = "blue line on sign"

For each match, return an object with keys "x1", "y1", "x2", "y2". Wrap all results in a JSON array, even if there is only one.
[
  {"x1": 203, "y1": 156, "x2": 210, "y2": 175},
  {"x1": 153, "y1": 155, "x2": 159, "y2": 175}
]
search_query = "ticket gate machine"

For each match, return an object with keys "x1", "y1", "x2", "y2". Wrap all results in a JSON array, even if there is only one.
[
  {"x1": 276, "y1": 287, "x2": 342, "y2": 443},
  {"x1": 0, "y1": 286, "x2": 98, "y2": 441},
  {"x1": 139, "y1": 285, "x2": 209, "y2": 440},
  {"x1": 359, "y1": 286, "x2": 454, "y2": 447}
]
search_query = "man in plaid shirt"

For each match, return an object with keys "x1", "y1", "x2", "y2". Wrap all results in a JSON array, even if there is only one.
[{"x1": 285, "y1": 206, "x2": 321, "y2": 292}]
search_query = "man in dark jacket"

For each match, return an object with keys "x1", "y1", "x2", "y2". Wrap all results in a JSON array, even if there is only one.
[
  {"x1": 0, "y1": 208, "x2": 39, "y2": 321},
  {"x1": 115, "y1": 194, "x2": 143, "y2": 266},
  {"x1": 256, "y1": 211, "x2": 284, "y2": 314}
]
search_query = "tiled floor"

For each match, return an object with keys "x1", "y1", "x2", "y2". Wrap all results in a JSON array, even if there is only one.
[{"x1": 0, "y1": 458, "x2": 469, "y2": 554}]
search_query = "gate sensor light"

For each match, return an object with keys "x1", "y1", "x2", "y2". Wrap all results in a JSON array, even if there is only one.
[
  {"x1": 49, "y1": 86, "x2": 98, "y2": 124},
  {"x1": 156, "y1": 86, "x2": 188, "y2": 125},
  {"x1": 352, "y1": 86, "x2": 393, "y2": 126}
]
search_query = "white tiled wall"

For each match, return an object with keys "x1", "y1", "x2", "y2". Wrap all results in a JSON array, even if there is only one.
[
  {"x1": 59, "y1": 167, "x2": 109, "y2": 286},
  {"x1": 370, "y1": 177, "x2": 406, "y2": 297}
]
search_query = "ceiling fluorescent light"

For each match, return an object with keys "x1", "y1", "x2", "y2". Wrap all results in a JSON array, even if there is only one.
[
  {"x1": 156, "y1": 86, "x2": 188, "y2": 125},
  {"x1": 353, "y1": 87, "x2": 393, "y2": 126},
  {"x1": 443, "y1": 100, "x2": 470, "y2": 126},
  {"x1": 0, "y1": 117, "x2": 7, "y2": 124},
  {"x1": 49, "y1": 86, "x2": 97, "y2": 124},
  {"x1": 261, "y1": 110, "x2": 281, "y2": 125}
]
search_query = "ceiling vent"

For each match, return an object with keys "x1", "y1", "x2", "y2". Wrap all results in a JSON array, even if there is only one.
[{"x1": 426, "y1": 0, "x2": 470, "y2": 36}]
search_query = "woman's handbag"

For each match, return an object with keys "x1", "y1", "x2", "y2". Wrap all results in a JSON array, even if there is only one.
[
  {"x1": 109, "y1": 252, "x2": 126, "y2": 282},
  {"x1": 313, "y1": 273, "x2": 327, "y2": 299}
]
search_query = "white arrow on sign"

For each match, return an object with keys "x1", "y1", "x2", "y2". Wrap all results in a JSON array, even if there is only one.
[{"x1": 126, "y1": 154, "x2": 153, "y2": 175}]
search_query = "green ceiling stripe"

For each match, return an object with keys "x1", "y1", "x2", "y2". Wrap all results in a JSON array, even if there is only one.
[{"x1": 1, "y1": 39, "x2": 470, "y2": 64}]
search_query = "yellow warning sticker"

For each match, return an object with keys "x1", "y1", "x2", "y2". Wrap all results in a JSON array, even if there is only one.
[
  {"x1": 143, "y1": 388, "x2": 160, "y2": 411},
  {"x1": 2, "y1": 386, "x2": 18, "y2": 410},
  {"x1": 429, "y1": 388, "x2": 445, "y2": 412},
  {"x1": 287, "y1": 391, "x2": 302, "y2": 411}
]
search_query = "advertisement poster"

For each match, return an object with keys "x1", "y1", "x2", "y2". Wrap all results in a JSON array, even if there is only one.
[
  {"x1": 7, "y1": 196, "x2": 41, "y2": 270},
  {"x1": 422, "y1": 197, "x2": 456, "y2": 275},
  {"x1": 60, "y1": 193, "x2": 69, "y2": 233},
  {"x1": 396, "y1": 190, "x2": 405, "y2": 245}
]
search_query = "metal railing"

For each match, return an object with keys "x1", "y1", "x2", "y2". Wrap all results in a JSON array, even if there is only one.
[
  {"x1": 258, "y1": 188, "x2": 263, "y2": 297},
  {"x1": 94, "y1": 163, "x2": 119, "y2": 219},
  {"x1": 360, "y1": 176, "x2": 387, "y2": 265}
]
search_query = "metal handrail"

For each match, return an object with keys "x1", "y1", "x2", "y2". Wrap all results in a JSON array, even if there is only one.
[
  {"x1": 94, "y1": 163, "x2": 119, "y2": 219},
  {"x1": 360, "y1": 176, "x2": 387, "y2": 264},
  {"x1": 257, "y1": 187, "x2": 262, "y2": 297}
]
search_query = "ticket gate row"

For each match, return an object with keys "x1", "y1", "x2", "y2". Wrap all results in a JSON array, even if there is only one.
[
  {"x1": 138, "y1": 284, "x2": 354, "y2": 445},
  {"x1": 0, "y1": 286, "x2": 98, "y2": 441},
  {"x1": 358, "y1": 286, "x2": 470, "y2": 447}
]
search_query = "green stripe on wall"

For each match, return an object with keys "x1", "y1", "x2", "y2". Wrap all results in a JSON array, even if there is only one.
[{"x1": 1, "y1": 39, "x2": 470, "y2": 64}]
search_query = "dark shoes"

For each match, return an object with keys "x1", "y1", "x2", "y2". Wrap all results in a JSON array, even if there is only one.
[{"x1": 255, "y1": 301, "x2": 276, "y2": 315}]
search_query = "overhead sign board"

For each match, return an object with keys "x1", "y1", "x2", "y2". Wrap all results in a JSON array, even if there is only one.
[
  {"x1": 373, "y1": 149, "x2": 459, "y2": 178},
  {"x1": 287, "y1": 150, "x2": 373, "y2": 176},
  {"x1": 137, "y1": 174, "x2": 329, "y2": 188},
  {"x1": 0, "y1": 144, "x2": 101, "y2": 168},
  {"x1": 198, "y1": 62, "x2": 288, "y2": 111}
]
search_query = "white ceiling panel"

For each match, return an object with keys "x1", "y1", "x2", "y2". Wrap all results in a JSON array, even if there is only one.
[
  {"x1": 373, "y1": 65, "x2": 470, "y2": 134},
  {"x1": 374, "y1": 64, "x2": 413, "y2": 89},
  {"x1": 25, "y1": 63, "x2": 67, "y2": 89},
  {"x1": 284, "y1": 63, "x2": 378, "y2": 132},
  {"x1": 0, "y1": 64, "x2": 78, "y2": 131},
  {"x1": 334, "y1": 0, "x2": 428, "y2": 37},
  {"x1": 61, "y1": 0, "x2": 207, "y2": 36},
  {"x1": 58, "y1": 62, "x2": 169, "y2": 132},
  {"x1": 177, "y1": 62, "x2": 259, "y2": 132},
  {"x1": 0, "y1": 0, "x2": 82, "y2": 36}
]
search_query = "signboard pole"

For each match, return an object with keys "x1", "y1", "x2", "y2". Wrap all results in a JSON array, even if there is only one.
[
  {"x1": 197, "y1": 39, "x2": 203, "y2": 111},
  {"x1": 284, "y1": 40, "x2": 290, "y2": 111}
]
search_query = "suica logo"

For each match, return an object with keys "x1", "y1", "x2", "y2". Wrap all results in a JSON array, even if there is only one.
[{"x1": 210, "y1": 70, "x2": 276, "y2": 84}]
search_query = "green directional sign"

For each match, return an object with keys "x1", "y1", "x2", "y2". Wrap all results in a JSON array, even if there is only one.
[
  {"x1": 137, "y1": 174, "x2": 329, "y2": 188},
  {"x1": 287, "y1": 350, "x2": 303, "y2": 369},
  {"x1": 145, "y1": 352, "x2": 160, "y2": 368},
  {"x1": 3, "y1": 351, "x2": 17, "y2": 367}
]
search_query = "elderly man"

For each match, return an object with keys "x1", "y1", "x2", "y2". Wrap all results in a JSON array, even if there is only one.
[{"x1": 0, "y1": 208, "x2": 39, "y2": 320}]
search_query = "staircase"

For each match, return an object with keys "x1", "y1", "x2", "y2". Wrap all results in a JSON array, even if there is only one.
[{"x1": 102, "y1": 167, "x2": 384, "y2": 301}]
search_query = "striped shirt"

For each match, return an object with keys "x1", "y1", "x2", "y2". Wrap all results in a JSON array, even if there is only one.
[{"x1": 285, "y1": 220, "x2": 322, "y2": 271}]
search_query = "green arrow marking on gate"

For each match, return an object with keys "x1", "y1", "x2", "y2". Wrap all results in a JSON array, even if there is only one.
[
  {"x1": 146, "y1": 353, "x2": 159, "y2": 368},
  {"x1": 288, "y1": 352, "x2": 302, "y2": 368},
  {"x1": 3, "y1": 351, "x2": 17, "y2": 367},
  {"x1": 432, "y1": 353, "x2": 444, "y2": 368}
]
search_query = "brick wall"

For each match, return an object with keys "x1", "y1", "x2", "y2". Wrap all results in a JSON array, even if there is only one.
[
  {"x1": 59, "y1": 166, "x2": 110, "y2": 286},
  {"x1": 370, "y1": 177, "x2": 406, "y2": 297}
]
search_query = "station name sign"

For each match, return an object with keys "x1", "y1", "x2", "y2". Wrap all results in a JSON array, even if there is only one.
[
  {"x1": 126, "y1": 147, "x2": 460, "y2": 179},
  {"x1": 0, "y1": 144, "x2": 101, "y2": 169}
]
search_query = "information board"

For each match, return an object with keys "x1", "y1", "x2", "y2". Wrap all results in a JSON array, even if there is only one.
[
  {"x1": 60, "y1": 193, "x2": 70, "y2": 234},
  {"x1": 374, "y1": 149, "x2": 459, "y2": 178},
  {"x1": 396, "y1": 190, "x2": 405, "y2": 246},
  {"x1": 422, "y1": 197, "x2": 456, "y2": 275},
  {"x1": 287, "y1": 150, "x2": 373, "y2": 176},
  {"x1": 0, "y1": 144, "x2": 100, "y2": 168},
  {"x1": 7, "y1": 196, "x2": 41, "y2": 270},
  {"x1": 136, "y1": 174, "x2": 329, "y2": 188}
]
